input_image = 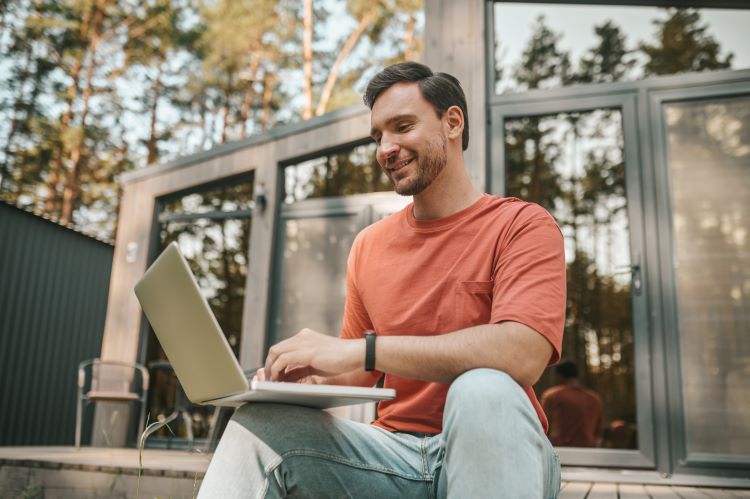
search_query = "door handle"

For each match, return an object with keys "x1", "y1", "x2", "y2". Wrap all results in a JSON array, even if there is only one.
[{"x1": 614, "y1": 254, "x2": 642, "y2": 296}]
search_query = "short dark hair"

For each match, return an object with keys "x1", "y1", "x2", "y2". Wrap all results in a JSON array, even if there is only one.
[
  {"x1": 363, "y1": 62, "x2": 469, "y2": 151},
  {"x1": 555, "y1": 360, "x2": 579, "y2": 379}
]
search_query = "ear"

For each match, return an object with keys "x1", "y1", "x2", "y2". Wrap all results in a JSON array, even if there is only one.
[{"x1": 443, "y1": 105, "x2": 464, "y2": 142}]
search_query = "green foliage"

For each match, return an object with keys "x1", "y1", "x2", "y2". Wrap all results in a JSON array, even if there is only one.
[
  {"x1": 513, "y1": 16, "x2": 571, "y2": 90},
  {"x1": 641, "y1": 8, "x2": 733, "y2": 76},
  {"x1": 0, "y1": 0, "x2": 424, "y2": 240},
  {"x1": 498, "y1": 7, "x2": 736, "y2": 93},
  {"x1": 574, "y1": 21, "x2": 635, "y2": 84}
]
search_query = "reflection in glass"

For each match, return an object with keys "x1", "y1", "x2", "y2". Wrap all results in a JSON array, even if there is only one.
[
  {"x1": 505, "y1": 108, "x2": 637, "y2": 449},
  {"x1": 284, "y1": 143, "x2": 391, "y2": 203},
  {"x1": 665, "y1": 96, "x2": 750, "y2": 457},
  {"x1": 145, "y1": 176, "x2": 253, "y2": 443},
  {"x1": 160, "y1": 179, "x2": 253, "y2": 217},
  {"x1": 494, "y1": 4, "x2": 748, "y2": 94},
  {"x1": 158, "y1": 217, "x2": 250, "y2": 358},
  {"x1": 274, "y1": 215, "x2": 361, "y2": 343}
]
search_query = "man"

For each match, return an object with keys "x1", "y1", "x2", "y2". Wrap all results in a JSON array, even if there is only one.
[
  {"x1": 199, "y1": 62, "x2": 565, "y2": 498},
  {"x1": 541, "y1": 361, "x2": 604, "y2": 448}
]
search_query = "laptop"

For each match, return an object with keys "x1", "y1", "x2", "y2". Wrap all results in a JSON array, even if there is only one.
[{"x1": 134, "y1": 242, "x2": 395, "y2": 409}]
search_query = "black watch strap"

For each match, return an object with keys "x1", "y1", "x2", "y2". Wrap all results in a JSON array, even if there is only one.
[{"x1": 364, "y1": 332, "x2": 376, "y2": 371}]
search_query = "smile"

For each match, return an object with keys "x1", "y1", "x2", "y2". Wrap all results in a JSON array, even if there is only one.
[{"x1": 387, "y1": 157, "x2": 414, "y2": 172}]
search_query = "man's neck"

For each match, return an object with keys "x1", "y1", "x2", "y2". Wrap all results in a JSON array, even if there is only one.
[{"x1": 412, "y1": 159, "x2": 482, "y2": 220}]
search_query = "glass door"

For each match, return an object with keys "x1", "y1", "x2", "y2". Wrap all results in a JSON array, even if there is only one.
[
  {"x1": 270, "y1": 192, "x2": 409, "y2": 345},
  {"x1": 649, "y1": 76, "x2": 750, "y2": 477},
  {"x1": 269, "y1": 192, "x2": 409, "y2": 422},
  {"x1": 491, "y1": 91, "x2": 654, "y2": 468}
]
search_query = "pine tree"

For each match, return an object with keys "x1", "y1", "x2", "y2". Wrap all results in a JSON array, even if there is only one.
[
  {"x1": 574, "y1": 21, "x2": 635, "y2": 84},
  {"x1": 640, "y1": 8, "x2": 733, "y2": 76},
  {"x1": 513, "y1": 15, "x2": 571, "y2": 90}
]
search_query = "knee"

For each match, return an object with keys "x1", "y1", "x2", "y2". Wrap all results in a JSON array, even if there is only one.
[
  {"x1": 447, "y1": 369, "x2": 524, "y2": 406},
  {"x1": 445, "y1": 369, "x2": 528, "y2": 424}
]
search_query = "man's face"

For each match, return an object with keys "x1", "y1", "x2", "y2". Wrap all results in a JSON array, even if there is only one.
[{"x1": 369, "y1": 82, "x2": 448, "y2": 196}]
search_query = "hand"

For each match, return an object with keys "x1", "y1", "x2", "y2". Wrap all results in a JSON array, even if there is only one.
[
  {"x1": 264, "y1": 328, "x2": 364, "y2": 382},
  {"x1": 253, "y1": 366, "x2": 324, "y2": 384}
]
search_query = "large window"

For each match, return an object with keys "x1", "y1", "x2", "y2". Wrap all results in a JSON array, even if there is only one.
[
  {"x1": 665, "y1": 95, "x2": 750, "y2": 459},
  {"x1": 504, "y1": 108, "x2": 637, "y2": 450},
  {"x1": 144, "y1": 174, "x2": 254, "y2": 445},
  {"x1": 493, "y1": 3, "x2": 750, "y2": 94},
  {"x1": 272, "y1": 143, "x2": 407, "y2": 423},
  {"x1": 283, "y1": 141, "x2": 391, "y2": 204},
  {"x1": 272, "y1": 142, "x2": 399, "y2": 345}
]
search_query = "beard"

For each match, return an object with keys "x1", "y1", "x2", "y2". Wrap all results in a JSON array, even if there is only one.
[{"x1": 390, "y1": 133, "x2": 448, "y2": 196}]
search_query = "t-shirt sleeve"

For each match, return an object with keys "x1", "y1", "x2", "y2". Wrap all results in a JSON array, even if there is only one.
[
  {"x1": 490, "y1": 206, "x2": 566, "y2": 364},
  {"x1": 341, "y1": 232, "x2": 374, "y2": 340}
]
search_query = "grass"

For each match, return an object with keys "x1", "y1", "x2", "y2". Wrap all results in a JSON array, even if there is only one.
[{"x1": 136, "y1": 414, "x2": 205, "y2": 499}]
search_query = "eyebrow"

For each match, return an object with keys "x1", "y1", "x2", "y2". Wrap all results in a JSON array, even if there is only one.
[{"x1": 370, "y1": 114, "x2": 418, "y2": 138}]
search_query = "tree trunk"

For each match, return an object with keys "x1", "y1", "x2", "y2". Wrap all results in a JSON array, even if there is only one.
[
  {"x1": 315, "y1": 7, "x2": 377, "y2": 117},
  {"x1": 146, "y1": 64, "x2": 164, "y2": 165},
  {"x1": 404, "y1": 14, "x2": 415, "y2": 60},
  {"x1": 1, "y1": 49, "x2": 31, "y2": 196},
  {"x1": 45, "y1": 58, "x2": 83, "y2": 217},
  {"x1": 45, "y1": 2, "x2": 98, "y2": 217},
  {"x1": 60, "y1": 0, "x2": 107, "y2": 225},
  {"x1": 202, "y1": 94, "x2": 213, "y2": 149},
  {"x1": 260, "y1": 72, "x2": 274, "y2": 131},
  {"x1": 221, "y1": 86, "x2": 231, "y2": 145},
  {"x1": 302, "y1": 0, "x2": 313, "y2": 119},
  {"x1": 240, "y1": 54, "x2": 260, "y2": 139}
]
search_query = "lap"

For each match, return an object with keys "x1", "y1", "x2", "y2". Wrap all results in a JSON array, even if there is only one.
[
  {"x1": 233, "y1": 403, "x2": 431, "y2": 480},
  {"x1": 209, "y1": 403, "x2": 438, "y2": 499},
  {"x1": 202, "y1": 372, "x2": 559, "y2": 499}
]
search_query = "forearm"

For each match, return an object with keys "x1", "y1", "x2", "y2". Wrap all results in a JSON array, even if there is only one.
[
  {"x1": 263, "y1": 323, "x2": 553, "y2": 387},
  {"x1": 374, "y1": 322, "x2": 552, "y2": 386}
]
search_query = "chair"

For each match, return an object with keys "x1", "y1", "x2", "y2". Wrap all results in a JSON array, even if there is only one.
[{"x1": 75, "y1": 358, "x2": 149, "y2": 448}]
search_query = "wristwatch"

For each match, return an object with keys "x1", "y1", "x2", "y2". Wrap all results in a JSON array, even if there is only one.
[{"x1": 364, "y1": 331, "x2": 376, "y2": 371}]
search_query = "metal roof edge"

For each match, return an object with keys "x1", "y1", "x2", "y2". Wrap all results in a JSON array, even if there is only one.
[
  {"x1": 0, "y1": 199, "x2": 115, "y2": 247},
  {"x1": 119, "y1": 104, "x2": 370, "y2": 186}
]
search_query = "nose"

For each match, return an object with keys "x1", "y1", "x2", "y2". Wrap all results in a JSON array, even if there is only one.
[{"x1": 377, "y1": 135, "x2": 400, "y2": 166}]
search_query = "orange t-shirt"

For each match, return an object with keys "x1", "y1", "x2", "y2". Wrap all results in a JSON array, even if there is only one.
[
  {"x1": 341, "y1": 195, "x2": 566, "y2": 434},
  {"x1": 541, "y1": 384, "x2": 604, "y2": 447}
]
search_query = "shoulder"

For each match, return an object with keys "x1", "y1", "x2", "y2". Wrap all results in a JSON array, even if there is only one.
[
  {"x1": 478, "y1": 196, "x2": 562, "y2": 248},
  {"x1": 482, "y1": 196, "x2": 558, "y2": 227},
  {"x1": 584, "y1": 388, "x2": 604, "y2": 404},
  {"x1": 541, "y1": 385, "x2": 564, "y2": 401}
]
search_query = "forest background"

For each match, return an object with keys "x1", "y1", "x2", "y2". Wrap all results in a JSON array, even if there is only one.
[
  {"x1": 0, "y1": 0, "x2": 422, "y2": 240},
  {"x1": 0, "y1": 1, "x2": 736, "y2": 242}
]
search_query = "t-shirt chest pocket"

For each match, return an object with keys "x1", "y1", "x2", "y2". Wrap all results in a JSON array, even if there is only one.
[{"x1": 456, "y1": 280, "x2": 493, "y2": 326}]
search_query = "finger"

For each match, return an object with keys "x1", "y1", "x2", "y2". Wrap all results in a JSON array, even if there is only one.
[
  {"x1": 264, "y1": 335, "x2": 299, "y2": 374},
  {"x1": 264, "y1": 344, "x2": 285, "y2": 375},
  {"x1": 282, "y1": 365, "x2": 315, "y2": 383},
  {"x1": 253, "y1": 368, "x2": 266, "y2": 381},
  {"x1": 269, "y1": 352, "x2": 299, "y2": 381}
]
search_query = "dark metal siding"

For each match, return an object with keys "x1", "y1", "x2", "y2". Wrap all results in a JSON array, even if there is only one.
[{"x1": 0, "y1": 202, "x2": 113, "y2": 445}]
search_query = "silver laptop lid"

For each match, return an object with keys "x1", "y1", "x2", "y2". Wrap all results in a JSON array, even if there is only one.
[{"x1": 134, "y1": 242, "x2": 249, "y2": 403}]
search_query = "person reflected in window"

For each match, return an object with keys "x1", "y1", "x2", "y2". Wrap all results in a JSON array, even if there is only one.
[{"x1": 541, "y1": 360, "x2": 604, "y2": 448}]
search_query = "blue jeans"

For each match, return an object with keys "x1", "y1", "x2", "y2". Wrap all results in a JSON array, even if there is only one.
[{"x1": 199, "y1": 369, "x2": 560, "y2": 498}]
